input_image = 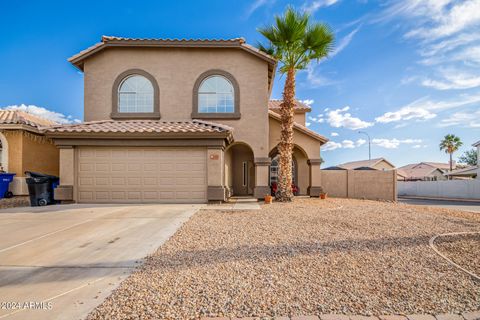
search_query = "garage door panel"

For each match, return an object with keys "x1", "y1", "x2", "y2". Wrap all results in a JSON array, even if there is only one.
[{"x1": 77, "y1": 147, "x2": 207, "y2": 203}]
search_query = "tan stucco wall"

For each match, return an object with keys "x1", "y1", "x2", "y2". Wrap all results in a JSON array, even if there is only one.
[
  {"x1": 4, "y1": 132, "x2": 22, "y2": 175},
  {"x1": 268, "y1": 117, "x2": 321, "y2": 160},
  {"x1": 294, "y1": 113, "x2": 306, "y2": 126},
  {"x1": 83, "y1": 47, "x2": 270, "y2": 157},
  {"x1": 21, "y1": 133, "x2": 59, "y2": 176},
  {"x1": 3, "y1": 131, "x2": 59, "y2": 176},
  {"x1": 372, "y1": 160, "x2": 395, "y2": 170},
  {"x1": 321, "y1": 169, "x2": 397, "y2": 201},
  {"x1": 2, "y1": 131, "x2": 59, "y2": 196}
]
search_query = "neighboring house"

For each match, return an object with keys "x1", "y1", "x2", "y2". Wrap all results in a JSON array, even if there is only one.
[
  {"x1": 0, "y1": 110, "x2": 59, "y2": 195},
  {"x1": 397, "y1": 162, "x2": 449, "y2": 181},
  {"x1": 444, "y1": 140, "x2": 480, "y2": 180},
  {"x1": 45, "y1": 36, "x2": 328, "y2": 204},
  {"x1": 334, "y1": 158, "x2": 396, "y2": 171}
]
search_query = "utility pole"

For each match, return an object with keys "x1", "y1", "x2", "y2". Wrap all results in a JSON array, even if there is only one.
[{"x1": 358, "y1": 131, "x2": 371, "y2": 160}]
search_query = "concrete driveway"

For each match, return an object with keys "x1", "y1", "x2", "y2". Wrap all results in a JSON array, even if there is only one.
[
  {"x1": 398, "y1": 197, "x2": 480, "y2": 213},
  {"x1": 0, "y1": 203, "x2": 202, "y2": 320}
]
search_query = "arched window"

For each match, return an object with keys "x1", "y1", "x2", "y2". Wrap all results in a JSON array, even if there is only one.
[
  {"x1": 118, "y1": 75, "x2": 154, "y2": 113},
  {"x1": 198, "y1": 75, "x2": 234, "y2": 113}
]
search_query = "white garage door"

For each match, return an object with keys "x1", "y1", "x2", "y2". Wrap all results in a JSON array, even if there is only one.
[{"x1": 77, "y1": 147, "x2": 207, "y2": 203}]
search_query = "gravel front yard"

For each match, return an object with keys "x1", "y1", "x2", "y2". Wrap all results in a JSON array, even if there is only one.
[
  {"x1": 435, "y1": 233, "x2": 480, "y2": 276},
  {"x1": 0, "y1": 196, "x2": 30, "y2": 209},
  {"x1": 87, "y1": 198, "x2": 480, "y2": 320}
]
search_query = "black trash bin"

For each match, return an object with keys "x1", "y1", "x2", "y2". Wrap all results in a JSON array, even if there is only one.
[{"x1": 25, "y1": 172, "x2": 59, "y2": 206}]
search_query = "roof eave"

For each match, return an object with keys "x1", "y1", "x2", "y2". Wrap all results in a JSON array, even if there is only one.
[
  {"x1": 68, "y1": 40, "x2": 277, "y2": 73},
  {"x1": 0, "y1": 124, "x2": 42, "y2": 134},
  {"x1": 268, "y1": 111, "x2": 328, "y2": 144}
]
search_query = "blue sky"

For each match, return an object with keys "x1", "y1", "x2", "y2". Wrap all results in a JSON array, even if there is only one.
[{"x1": 1, "y1": 0, "x2": 479, "y2": 167}]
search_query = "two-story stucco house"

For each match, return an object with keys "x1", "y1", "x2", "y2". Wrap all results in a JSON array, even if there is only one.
[{"x1": 46, "y1": 36, "x2": 327, "y2": 203}]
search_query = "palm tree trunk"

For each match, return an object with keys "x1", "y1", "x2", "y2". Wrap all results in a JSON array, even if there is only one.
[
  {"x1": 449, "y1": 152, "x2": 453, "y2": 180},
  {"x1": 277, "y1": 67, "x2": 296, "y2": 202}
]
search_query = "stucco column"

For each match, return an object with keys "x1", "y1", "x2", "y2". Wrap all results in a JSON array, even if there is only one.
[
  {"x1": 308, "y1": 159, "x2": 323, "y2": 197},
  {"x1": 54, "y1": 146, "x2": 75, "y2": 202},
  {"x1": 253, "y1": 157, "x2": 271, "y2": 199},
  {"x1": 207, "y1": 147, "x2": 226, "y2": 202}
]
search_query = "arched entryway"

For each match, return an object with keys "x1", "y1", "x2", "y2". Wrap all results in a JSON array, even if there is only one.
[
  {"x1": 0, "y1": 132, "x2": 8, "y2": 172},
  {"x1": 225, "y1": 142, "x2": 255, "y2": 196},
  {"x1": 269, "y1": 145, "x2": 309, "y2": 196}
]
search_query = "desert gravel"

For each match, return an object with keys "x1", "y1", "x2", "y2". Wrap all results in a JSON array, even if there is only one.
[
  {"x1": 87, "y1": 198, "x2": 480, "y2": 320},
  {"x1": 435, "y1": 233, "x2": 480, "y2": 276},
  {"x1": 0, "y1": 196, "x2": 30, "y2": 209}
]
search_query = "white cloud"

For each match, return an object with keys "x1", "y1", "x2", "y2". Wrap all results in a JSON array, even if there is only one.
[
  {"x1": 245, "y1": 0, "x2": 275, "y2": 17},
  {"x1": 356, "y1": 138, "x2": 366, "y2": 147},
  {"x1": 322, "y1": 141, "x2": 342, "y2": 151},
  {"x1": 1, "y1": 104, "x2": 80, "y2": 124},
  {"x1": 306, "y1": 122, "x2": 312, "y2": 127},
  {"x1": 421, "y1": 69, "x2": 480, "y2": 90},
  {"x1": 322, "y1": 138, "x2": 368, "y2": 151},
  {"x1": 331, "y1": 132, "x2": 339, "y2": 136},
  {"x1": 439, "y1": 109, "x2": 480, "y2": 128},
  {"x1": 300, "y1": 99, "x2": 314, "y2": 106},
  {"x1": 330, "y1": 26, "x2": 360, "y2": 58},
  {"x1": 327, "y1": 106, "x2": 373, "y2": 130},
  {"x1": 306, "y1": 64, "x2": 337, "y2": 87},
  {"x1": 372, "y1": 138, "x2": 423, "y2": 149},
  {"x1": 375, "y1": 106, "x2": 436, "y2": 123},
  {"x1": 377, "y1": 0, "x2": 480, "y2": 92},
  {"x1": 342, "y1": 140, "x2": 355, "y2": 149},
  {"x1": 308, "y1": 115, "x2": 324, "y2": 123},
  {"x1": 375, "y1": 93, "x2": 480, "y2": 124},
  {"x1": 302, "y1": 0, "x2": 340, "y2": 13}
]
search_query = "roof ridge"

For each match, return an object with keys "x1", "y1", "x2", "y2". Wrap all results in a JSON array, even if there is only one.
[{"x1": 101, "y1": 35, "x2": 246, "y2": 43}]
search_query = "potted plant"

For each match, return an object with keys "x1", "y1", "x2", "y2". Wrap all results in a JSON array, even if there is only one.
[
  {"x1": 319, "y1": 187, "x2": 327, "y2": 199},
  {"x1": 264, "y1": 194, "x2": 273, "y2": 204}
]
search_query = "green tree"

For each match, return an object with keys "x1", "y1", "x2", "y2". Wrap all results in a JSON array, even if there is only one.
[
  {"x1": 439, "y1": 134, "x2": 463, "y2": 174},
  {"x1": 258, "y1": 7, "x2": 334, "y2": 201},
  {"x1": 458, "y1": 149, "x2": 478, "y2": 166}
]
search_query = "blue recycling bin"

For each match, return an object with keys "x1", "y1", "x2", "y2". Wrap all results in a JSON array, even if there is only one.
[{"x1": 0, "y1": 173, "x2": 16, "y2": 199}]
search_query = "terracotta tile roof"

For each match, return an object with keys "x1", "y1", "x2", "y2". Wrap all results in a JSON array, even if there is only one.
[
  {"x1": 399, "y1": 166, "x2": 443, "y2": 180},
  {"x1": 268, "y1": 110, "x2": 327, "y2": 143},
  {"x1": 338, "y1": 158, "x2": 395, "y2": 170},
  {"x1": 268, "y1": 99, "x2": 312, "y2": 112},
  {"x1": 44, "y1": 119, "x2": 233, "y2": 135},
  {"x1": 68, "y1": 36, "x2": 276, "y2": 68},
  {"x1": 0, "y1": 110, "x2": 57, "y2": 129},
  {"x1": 418, "y1": 162, "x2": 452, "y2": 170}
]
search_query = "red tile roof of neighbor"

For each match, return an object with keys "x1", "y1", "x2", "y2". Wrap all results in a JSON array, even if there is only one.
[
  {"x1": 0, "y1": 110, "x2": 57, "y2": 129},
  {"x1": 338, "y1": 158, "x2": 396, "y2": 170},
  {"x1": 268, "y1": 100, "x2": 312, "y2": 112},
  {"x1": 44, "y1": 119, "x2": 233, "y2": 135}
]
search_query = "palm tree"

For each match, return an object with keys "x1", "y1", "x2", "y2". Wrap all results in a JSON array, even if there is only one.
[
  {"x1": 258, "y1": 7, "x2": 334, "y2": 201},
  {"x1": 439, "y1": 134, "x2": 463, "y2": 175}
]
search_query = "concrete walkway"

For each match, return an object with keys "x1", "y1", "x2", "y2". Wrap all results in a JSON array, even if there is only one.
[
  {"x1": 0, "y1": 203, "x2": 201, "y2": 320},
  {"x1": 207, "y1": 197, "x2": 261, "y2": 211}
]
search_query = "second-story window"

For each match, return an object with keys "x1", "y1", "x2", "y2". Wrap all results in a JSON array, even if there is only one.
[
  {"x1": 198, "y1": 76, "x2": 234, "y2": 113},
  {"x1": 118, "y1": 75, "x2": 154, "y2": 113}
]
